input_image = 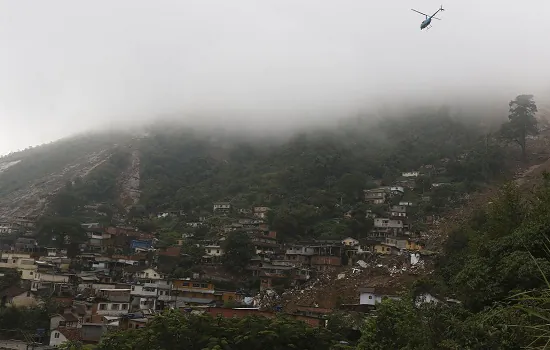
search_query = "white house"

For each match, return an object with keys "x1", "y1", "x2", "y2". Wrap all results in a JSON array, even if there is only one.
[
  {"x1": 359, "y1": 287, "x2": 401, "y2": 306},
  {"x1": 204, "y1": 245, "x2": 224, "y2": 257},
  {"x1": 402, "y1": 171, "x2": 419, "y2": 177},
  {"x1": 390, "y1": 205, "x2": 407, "y2": 218},
  {"x1": 95, "y1": 302, "x2": 130, "y2": 316},
  {"x1": 50, "y1": 328, "x2": 81, "y2": 347},
  {"x1": 253, "y1": 207, "x2": 270, "y2": 219},
  {"x1": 213, "y1": 202, "x2": 231, "y2": 212},
  {"x1": 341, "y1": 237, "x2": 359, "y2": 247},
  {"x1": 136, "y1": 268, "x2": 164, "y2": 280},
  {"x1": 389, "y1": 186, "x2": 404, "y2": 194}
]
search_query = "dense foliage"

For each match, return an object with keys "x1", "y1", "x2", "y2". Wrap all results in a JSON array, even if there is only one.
[
  {"x1": 0, "y1": 305, "x2": 52, "y2": 342},
  {"x1": 360, "y1": 173, "x2": 550, "y2": 349},
  {"x1": 222, "y1": 231, "x2": 255, "y2": 272},
  {"x1": 50, "y1": 148, "x2": 131, "y2": 218},
  {"x1": 97, "y1": 311, "x2": 342, "y2": 350},
  {"x1": 136, "y1": 111, "x2": 508, "y2": 240},
  {"x1": 500, "y1": 94, "x2": 539, "y2": 158}
]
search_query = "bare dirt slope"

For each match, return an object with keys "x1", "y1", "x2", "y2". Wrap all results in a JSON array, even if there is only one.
[
  {"x1": 0, "y1": 149, "x2": 115, "y2": 219},
  {"x1": 118, "y1": 150, "x2": 141, "y2": 211}
]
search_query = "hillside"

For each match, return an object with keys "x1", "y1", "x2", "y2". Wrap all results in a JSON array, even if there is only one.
[
  {"x1": 0, "y1": 109, "x2": 510, "y2": 230},
  {"x1": 0, "y1": 132, "x2": 138, "y2": 218}
]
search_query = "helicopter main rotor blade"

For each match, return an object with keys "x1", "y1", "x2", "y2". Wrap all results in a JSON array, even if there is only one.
[{"x1": 411, "y1": 9, "x2": 429, "y2": 17}]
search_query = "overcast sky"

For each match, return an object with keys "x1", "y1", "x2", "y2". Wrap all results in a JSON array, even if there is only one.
[{"x1": 1, "y1": 0, "x2": 549, "y2": 155}]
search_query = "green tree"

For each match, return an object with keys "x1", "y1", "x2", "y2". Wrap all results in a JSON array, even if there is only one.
[
  {"x1": 36, "y1": 216, "x2": 87, "y2": 258},
  {"x1": 500, "y1": 94, "x2": 538, "y2": 159},
  {"x1": 222, "y1": 231, "x2": 255, "y2": 272},
  {"x1": 97, "y1": 311, "x2": 339, "y2": 350},
  {"x1": 58, "y1": 341, "x2": 95, "y2": 350}
]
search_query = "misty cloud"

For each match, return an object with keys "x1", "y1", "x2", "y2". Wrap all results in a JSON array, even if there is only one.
[{"x1": 1, "y1": 0, "x2": 549, "y2": 154}]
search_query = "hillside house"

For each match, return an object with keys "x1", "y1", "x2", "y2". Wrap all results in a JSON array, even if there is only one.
[
  {"x1": 389, "y1": 186, "x2": 404, "y2": 195},
  {"x1": 130, "y1": 283, "x2": 163, "y2": 311},
  {"x1": 285, "y1": 245, "x2": 314, "y2": 266},
  {"x1": 310, "y1": 244, "x2": 343, "y2": 271},
  {"x1": 356, "y1": 239, "x2": 381, "y2": 254},
  {"x1": 396, "y1": 177, "x2": 416, "y2": 189},
  {"x1": 0, "y1": 253, "x2": 37, "y2": 279},
  {"x1": 203, "y1": 244, "x2": 224, "y2": 264},
  {"x1": 93, "y1": 289, "x2": 130, "y2": 317},
  {"x1": 372, "y1": 218, "x2": 404, "y2": 238},
  {"x1": 258, "y1": 264, "x2": 295, "y2": 290},
  {"x1": 171, "y1": 280, "x2": 216, "y2": 305},
  {"x1": 136, "y1": 268, "x2": 164, "y2": 281},
  {"x1": 359, "y1": 287, "x2": 401, "y2": 306},
  {"x1": 0, "y1": 222, "x2": 22, "y2": 235},
  {"x1": 364, "y1": 188, "x2": 387, "y2": 205},
  {"x1": 0, "y1": 286, "x2": 40, "y2": 307},
  {"x1": 14, "y1": 237, "x2": 38, "y2": 252},
  {"x1": 50, "y1": 327, "x2": 82, "y2": 347},
  {"x1": 390, "y1": 205, "x2": 407, "y2": 218},
  {"x1": 402, "y1": 171, "x2": 419, "y2": 177},
  {"x1": 213, "y1": 202, "x2": 231, "y2": 213},
  {"x1": 374, "y1": 243, "x2": 400, "y2": 255},
  {"x1": 204, "y1": 245, "x2": 223, "y2": 257},
  {"x1": 341, "y1": 237, "x2": 359, "y2": 246},
  {"x1": 50, "y1": 312, "x2": 80, "y2": 331},
  {"x1": 253, "y1": 207, "x2": 270, "y2": 219},
  {"x1": 250, "y1": 233, "x2": 278, "y2": 256}
]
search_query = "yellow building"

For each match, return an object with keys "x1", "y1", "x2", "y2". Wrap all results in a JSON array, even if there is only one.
[{"x1": 374, "y1": 243, "x2": 398, "y2": 255}]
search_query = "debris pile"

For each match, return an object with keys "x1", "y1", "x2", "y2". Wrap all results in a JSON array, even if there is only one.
[{"x1": 275, "y1": 252, "x2": 433, "y2": 313}]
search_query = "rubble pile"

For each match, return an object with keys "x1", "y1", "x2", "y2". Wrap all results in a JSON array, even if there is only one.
[{"x1": 277, "y1": 252, "x2": 433, "y2": 313}]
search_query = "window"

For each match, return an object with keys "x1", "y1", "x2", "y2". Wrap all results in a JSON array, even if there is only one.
[
  {"x1": 216, "y1": 250, "x2": 220, "y2": 254},
  {"x1": 154, "y1": 274, "x2": 157, "y2": 277},
  {"x1": 29, "y1": 271, "x2": 33, "y2": 275},
  {"x1": 159, "y1": 291, "x2": 163, "y2": 296},
  {"x1": 182, "y1": 282, "x2": 189, "y2": 287},
  {"x1": 112, "y1": 304, "x2": 119, "y2": 310},
  {"x1": 122, "y1": 304, "x2": 128, "y2": 310},
  {"x1": 369, "y1": 295, "x2": 373, "y2": 299},
  {"x1": 54, "y1": 332, "x2": 60, "y2": 339},
  {"x1": 131, "y1": 286, "x2": 135, "y2": 291},
  {"x1": 201, "y1": 284, "x2": 207, "y2": 288},
  {"x1": 99, "y1": 303, "x2": 107, "y2": 310},
  {"x1": 145, "y1": 273, "x2": 149, "y2": 277},
  {"x1": 192, "y1": 283, "x2": 200, "y2": 288}
]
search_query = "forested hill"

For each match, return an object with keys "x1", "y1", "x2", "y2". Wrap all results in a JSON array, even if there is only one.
[
  {"x1": 0, "y1": 107, "x2": 511, "y2": 231},
  {"x1": 137, "y1": 110, "x2": 504, "y2": 212}
]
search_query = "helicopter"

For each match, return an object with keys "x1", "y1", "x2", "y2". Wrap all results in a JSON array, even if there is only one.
[{"x1": 411, "y1": 5, "x2": 445, "y2": 30}]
